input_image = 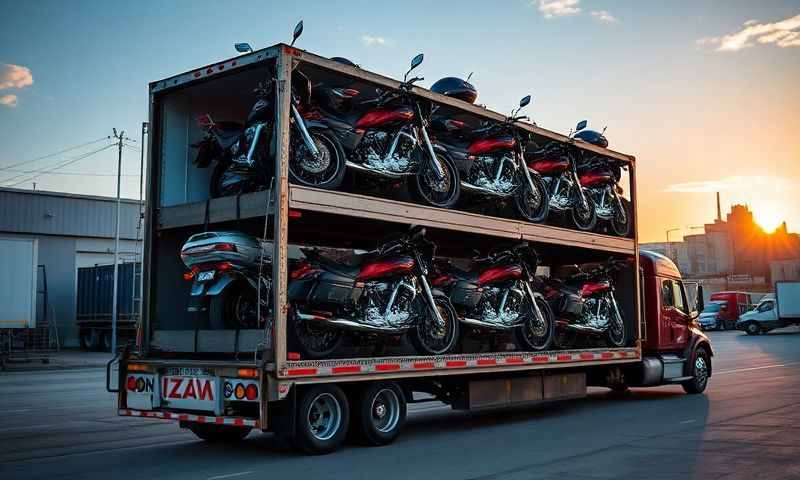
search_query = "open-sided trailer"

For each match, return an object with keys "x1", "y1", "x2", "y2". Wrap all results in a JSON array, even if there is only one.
[{"x1": 107, "y1": 43, "x2": 712, "y2": 454}]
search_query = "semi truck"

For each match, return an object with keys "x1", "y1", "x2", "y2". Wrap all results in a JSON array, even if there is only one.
[
  {"x1": 737, "y1": 281, "x2": 800, "y2": 334},
  {"x1": 107, "y1": 43, "x2": 713, "y2": 454}
]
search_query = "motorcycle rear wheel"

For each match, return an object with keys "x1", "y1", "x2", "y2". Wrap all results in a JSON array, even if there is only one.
[
  {"x1": 571, "y1": 187, "x2": 597, "y2": 231},
  {"x1": 516, "y1": 296, "x2": 555, "y2": 351},
  {"x1": 288, "y1": 128, "x2": 346, "y2": 190},
  {"x1": 410, "y1": 297, "x2": 459, "y2": 355},
  {"x1": 409, "y1": 151, "x2": 461, "y2": 209},
  {"x1": 514, "y1": 173, "x2": 550, "y2": 223}
]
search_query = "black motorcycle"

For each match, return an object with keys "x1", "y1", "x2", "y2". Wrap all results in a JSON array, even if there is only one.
[
  {"x1": 192, "y1": 21, "x2": 346, "y2": 198},
  {"x1": 430, "y1": 96, "x2": 550, "y2": 223},
  {"x1": 539, "y1": 258, "x2": 628, "y2": 349},
  {"x1": 287, "y1": 227, "x2": 459, "y2": 359},
  {"x1": 311, "y1": 54, "x2": 462, "y2": 209},
  {"x1": 526, "y1": 121, "x2": 598, "y2": 231},
  {"x1": 433, "y1": 243, "x2": 555, "y2": 351}
]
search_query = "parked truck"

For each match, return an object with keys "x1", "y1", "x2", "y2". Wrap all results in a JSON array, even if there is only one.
[
  {"x1": 76, "y1": 262, "x2": 141, "y2": 351},
  {"x1": 737, "y1": 281, "x2": 800, "y2": 335},
  {"x1": 699, "y1": 291, "x2": 752, "y2": 331},
  {"x1": 107, "y1": 42, "x2": 713, "y2": 454}
]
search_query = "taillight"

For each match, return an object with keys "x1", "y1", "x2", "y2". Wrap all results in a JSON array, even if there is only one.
[
  {"x1": 214, "y1": 243, "x2": 237, "y2": 252},
  {"x1": 126, "y1": 376, "x2": 137, "y2": 391},
  {"x1": 182, "y1": 266, "x2": 199, "y2": 281},
  {"x1": 445, "y1": 119, "x2": 466, "y2": 130},
  {"x1": 216, "y1": 261, "x2": 233, "y2": 272},
  {"x1": 234, "y1": 383, "x2": 246, "y2": 400},
  {"x1": 301, "y1": 109, "x2": 323, "y2": 121},
  {"x1": 289, "y1": 209, "x2": 302, "y2": 218},
  {"x1": 245, "y1": 384, "x2": 258, "y2": 401}
]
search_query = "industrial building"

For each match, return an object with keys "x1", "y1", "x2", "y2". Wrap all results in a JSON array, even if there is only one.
[{"x1": 0, "y1": 187, "x2": 143, "y2": 347}]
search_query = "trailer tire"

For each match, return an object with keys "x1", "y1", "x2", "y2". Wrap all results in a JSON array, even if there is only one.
[
  {"x1": 354, "y1": 382, "x2": 406, "y2": 446},
  {"x1": 188, "y1": 423, "x2": 251, "y2": 442},
  {"x1": 81, "y1": 329, "x2": 100, "y2": 351},
  {"x1": 294, "y1": 385, "x2": 349, "y2": 454},
  {"x1": 682, "y1": 347, "x2": 710, "y2": 394}
]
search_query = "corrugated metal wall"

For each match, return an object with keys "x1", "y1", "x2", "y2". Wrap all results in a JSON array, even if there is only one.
[{"x1": 0, "y1": 188, "x2": 141, "y2": 239}]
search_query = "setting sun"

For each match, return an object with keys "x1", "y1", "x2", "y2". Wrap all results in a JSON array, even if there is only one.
[{"x1": 754, "y1": 208, "x2": 786, "y2": 233}]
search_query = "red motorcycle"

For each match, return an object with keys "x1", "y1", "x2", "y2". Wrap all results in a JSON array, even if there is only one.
[{"x1": 287, "y1": 227, "x2": 459, "y2": 359}]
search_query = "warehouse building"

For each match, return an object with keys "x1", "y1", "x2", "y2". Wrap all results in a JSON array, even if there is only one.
[{"x1": 0, "y1": 187, "x2": 143, "y2": 347}]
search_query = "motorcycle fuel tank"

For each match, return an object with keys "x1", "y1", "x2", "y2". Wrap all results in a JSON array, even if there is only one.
[
  {"x1": 528, "y1": 158, "x2": 570, "y2": 175},
  {"x1": 579, "y1": 172, "x2": 614, "y2": 187},
  {"x1": 476, "y1": 264, "x2": 523, "y2": 286},
  {"x1": 580, "y1": 281, "x2": 611, "y2": 297},
  {"x1": 357, "y1": 256, "x2": 415, "y2": 281},
  {"x1": 467, "y1": 135, "x2": 516, "y2": 156},
  {"x1": 355, "y1": 107, "x2": 414, "y2": 130}
]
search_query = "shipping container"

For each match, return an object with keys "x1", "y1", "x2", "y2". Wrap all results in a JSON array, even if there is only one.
[{"x1": 76, "y1": 262, "x2": 140, "y2": 350}]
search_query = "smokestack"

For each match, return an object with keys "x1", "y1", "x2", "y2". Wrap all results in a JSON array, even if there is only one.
[{"x1": 716, "y1": 192, "x2": 721, "y2": 221}]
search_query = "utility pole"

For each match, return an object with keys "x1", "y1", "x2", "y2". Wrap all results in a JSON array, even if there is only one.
[
  {"x1": 135, "y1": 122, "x2": 148, "y2": 332},
  {"x1": 111, "y1": 128, "x2": 130, "y2": 354}
]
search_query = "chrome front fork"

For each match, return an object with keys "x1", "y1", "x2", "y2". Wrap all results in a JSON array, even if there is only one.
[
  {"x1": 523, "y1": 282, "x2": 546, "y2": 326},
  {"x1": 291, "y1": 103, "x2": 320, "y2": 158},
  {"x1": 418, "y1": 124, "x2": 446, "y2": 181},
  {"x1": 419, "y1": 275, "x2": 446, "y2": 328}
]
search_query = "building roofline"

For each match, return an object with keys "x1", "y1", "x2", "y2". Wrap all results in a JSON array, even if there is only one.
[{"x1": 0, "y1": 186, "x2": 143, "y2": 205}]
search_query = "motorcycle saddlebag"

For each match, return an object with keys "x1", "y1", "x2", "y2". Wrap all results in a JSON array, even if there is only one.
[
  {"x1": 450, "y1": 283, "x2": 481, "y2": 309},
  {"x1": 309, "y1": 272, "x2": 360, "y2": 309}
]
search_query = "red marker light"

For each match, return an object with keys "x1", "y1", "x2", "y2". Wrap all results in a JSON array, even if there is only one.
[
  {"x1": 245, "y1": 384, "x2": 258, "y2": 401},
  {"x1": 126, "y1": 376, "x2": 137, "y2": 391}
]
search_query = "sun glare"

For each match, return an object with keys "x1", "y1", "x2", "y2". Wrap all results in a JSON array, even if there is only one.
[{"x1": 755, "y1": 209, "x2": 784, "y2": 232}]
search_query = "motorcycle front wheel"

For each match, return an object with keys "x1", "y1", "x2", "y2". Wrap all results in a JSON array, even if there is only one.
[
  {"x1": 409, "y1": 150, "x2": 461, "y2": 209},
  {"x1": 514, "y1": 172, "x2": 550, "y2": 223},
  {"x1": 288, "y1": 127, "x2": 346, "y2": 190},
  {"x1": 570, "y1": 187, "x2": 598, "y2": 232},
  {"x1": 410, "y1": 297, "x2": 459, "y2": 355},
  {"x1": 516, "y1": 295, "x2": 555, "y2": 351},
  {"x1": 289, "y1": 310, "x2": 344, "y2": 360},
  {"x1": 606, "y1": 298, "x2": 627, "y2": 347},
  {"x1": 610, "y1": 197, "x2": 632, "y2": 237}
]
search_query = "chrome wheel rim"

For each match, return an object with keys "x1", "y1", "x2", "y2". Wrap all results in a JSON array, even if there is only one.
[
  {"x1": 307, "y1": 392, "x2": 342, "y2": 441},
  {"x1": 371, "y1": 388, "x2": 401, "y2": 433},
  {"x1": 291, "y1": 134, "x2": 340, "y2": 185},
  {"x1": 694, "y1": 356, "x2": 708, "y2": 387}
]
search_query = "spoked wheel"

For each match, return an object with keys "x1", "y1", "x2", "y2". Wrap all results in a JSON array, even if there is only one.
[
  {"x1": 289, "y1": 128, "x2": 346, "y2": 190},
  {"x1": 187, "y1": 423, "x2": 252, "y2": 442},
  {"x1": 606, "y1": 298, "x2": 627, "y2": 348},
  {"x1": 410, "y1": 151, "x2": 461, "y2": 209},
  {"x1": 410, "y1": 297, "x2": 459, "y2": 355},
  {"x1": 571, "y1": 187, "x2": 597, "y2": 231},
  {"x1": 516, "y1": 295, "x2": 554, "y2": 351},
  {"x1": 610, "y1": 197, "x2": 631, "y2": 237},
  {"x1": 355, "y1": 382, "x2": 407, "y2": 446},
  {"x1": 289, "y1": 311, "x2": 344, "y2": 360},
  {"x1": 294, "y1": 385, "x2": 350, "y2": 454},
  {"x1": 514, "y1": 173, "x2": 550, "y2": 223}
]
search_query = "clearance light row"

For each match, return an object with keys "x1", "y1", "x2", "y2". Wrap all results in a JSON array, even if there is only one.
[
  {"x1": 119, "y1": 409, "x2": 258, "y2": 428},
  {"x1": 282, "y1": 349, "x2": 638, "y2": 378}
]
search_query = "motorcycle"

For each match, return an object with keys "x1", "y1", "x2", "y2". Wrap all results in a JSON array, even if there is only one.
[
  {"x1": 432, "y1": 243, "x2": 555, "y2": 351},
  {"x1": 310, "y1": 54, "x2": 462, "y2": 209},
  {"x1": 526, "y1": 120, "x2": 598, "y2": 231},
  {"x1": 539, "y1": 258, "x2": 628, "y2": 349},
  {"x1": 192, "y1": 21, "x2": 346, "y2": 198},
  {"x1": 287, "y1": 227, "x2": 459, "y2": 359},
  {"x1": 430, "y1": 95, "x2": 550, "y2": 222},
  {"x1": 572, "y1": 121, "x2": 631, "y2": 237},
  {"x1": 180, "y1": 231, "x2": 272, "y2": 330}
]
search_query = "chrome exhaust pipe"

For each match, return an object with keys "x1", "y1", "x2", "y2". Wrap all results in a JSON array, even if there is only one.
[
  {"x1": 345, "y1": 160, "x2": 414, "y2": 178},
  {"x1": 460, "y1": 181, "x2": 515, "y2": 198},
  {"x1": 559, "y1": 322, "x2": 605, "y2": 335},
  {"x1": 460, "y1": 316, "x2": 519, "y2": 331},
  {"x1": 295, "y1": 311, "x2": 411, "y2": 334}
]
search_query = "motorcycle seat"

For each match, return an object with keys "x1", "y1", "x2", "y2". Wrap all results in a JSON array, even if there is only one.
[{"x1": 306, "y1": 250, "x2": 365, "y2": 279}]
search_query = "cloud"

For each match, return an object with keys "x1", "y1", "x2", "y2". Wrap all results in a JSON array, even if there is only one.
[
  {"x1": 0, "y1": 64, "x2": 33, "y2": 90},
  {"x1": 360, "y1": 35, "x2": 392, "y2": 47},
  {"x1": 0, "y1": 94, "x2": 18, "y2": 108},
  {"x1": 534, "y1": 0, "x2": 581, "y2": 19},
  {"x1": 591, "y1": 10, "x2": 617, "y2": 23},
  {"x1": 664, "y1": 176, "x2": 797, "y2": 193},
  {"x1": 697, "y1": 14, "x2": 800, "y2": 51}
]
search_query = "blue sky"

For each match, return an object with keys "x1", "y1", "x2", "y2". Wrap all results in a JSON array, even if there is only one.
[{"x1": 1, "y1": 0, "x2": 798, "y2": 241}]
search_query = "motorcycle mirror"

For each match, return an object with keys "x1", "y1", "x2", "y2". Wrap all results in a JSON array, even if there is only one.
[
  {"x1": 576, "y1": 120, "x2": 588, "y2": 132},
  {"x1": 466, "y1": 71, "x2": 474, "y2": 82},
  {"x1": 694, "y1": 284, "x2": 705, "y2": 313},
  {"x1": 291, "y1": 20, "x2": 304, "y2": 46},
  {"x1": 235, "y1": 43, "x2": 253, "y2": 54},
  {"x1": 519, "y1": 95, "x2": 531, "y2": 108},
  {"x1": 601, "y1": 125, "x2": 607, "y2": 135},
  {"x1": 410, "y1": 53, "x2": 424, "y2": 70}
]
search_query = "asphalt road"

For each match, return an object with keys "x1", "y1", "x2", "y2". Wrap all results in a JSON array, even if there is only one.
[{"x1": 2, "y1": 329, "x2": 799, "y2": 480}]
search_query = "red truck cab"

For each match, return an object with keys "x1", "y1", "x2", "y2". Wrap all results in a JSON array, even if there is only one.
[{"x1": 707, "y1": 291, "x2": 752, "y2": 330}]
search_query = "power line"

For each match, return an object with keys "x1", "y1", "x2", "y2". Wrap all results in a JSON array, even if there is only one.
[
  {"x1": 0, "y1": 137, "x2": 110, "y2": 172},
  {"x1": 0, "y1": 169, "x2": 140, "y2": 177},
  {"x1": 2, "y1": 143, "x2": 116, "y2": 187}
]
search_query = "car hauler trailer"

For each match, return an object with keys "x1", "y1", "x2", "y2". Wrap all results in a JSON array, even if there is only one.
[{"x1": 108, "y1": 43, "x2": 713, "y2": 454}]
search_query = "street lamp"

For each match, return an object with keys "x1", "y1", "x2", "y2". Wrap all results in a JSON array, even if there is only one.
[{"x1": 666, "y1": 227, "x2": 681, "y2": 260}]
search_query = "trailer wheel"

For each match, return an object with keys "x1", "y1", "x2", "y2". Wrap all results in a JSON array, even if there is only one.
[
  {"x1": 81, "y1": 329, "x2": 100, "y2": 351},
  {"x1": 187, "y1": 423, "x2": 251, "y2": 442},
  {"x1": 682, "y1": 347, "x2": 710, "y2": 394},
  {"x1": 355, "y1": 382, "x2": 406, "y2": 446},
  {"x1": 294, "y1": 385, "x2": 349, "y2": 454}
]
